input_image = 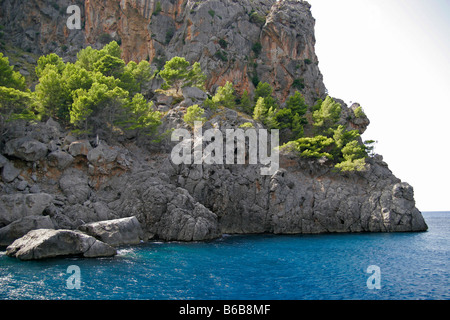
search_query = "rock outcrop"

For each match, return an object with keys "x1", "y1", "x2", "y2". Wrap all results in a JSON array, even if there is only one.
[
  {"x1": 0, "y1": 193, "x2": 54, "y2": 227},
  {"x1": 0, "y1": 215, "x2": 54, "y2": 246},
  {"x1": 78, "y1": 216, "x2": 144, "y2": 246},
  {"x1": 6, "y1": 229, "x2": 117, "y2": 260}
]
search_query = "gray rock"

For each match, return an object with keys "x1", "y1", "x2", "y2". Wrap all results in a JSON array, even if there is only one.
[
  {"x1": 87, "y1": 144, "x2": 119, "y2": 166},
  {"x1": 68, "y1": 140, "x2": 92, "y2": 157},
  {"x1": 45, "y1": 118, "x2": 62, "y2": 132},
  {"x1": 0, "y1": 215, "x2": 54, "y2": 246},
  {"x1": 1, "y1": 161, "x2": 21, "y2": 183},
  {"x1": 0, "y1": 154, "x2": 7, "y2": 168},
  {"x1": 78, "y1": 216, "x2": 144, "y2": 246},
  {"x1": 62, "y1": 202, "x2": 117, "y2": 226},
  {"x1": 59, "y1": 169, "x2": 90, "y2": 205},
  {"x1": 0, "y1": 193, "x2": 54, "y2": 227},
  {"x1": 47, "y1": 151, "x2": 74, "y2": 170},
  {"x1": 6, "y1": 229, "x2": 117, "y2": 260},
  {"x1": 169, "y1": 143, "x2": 428, "y2": 235},
  {"x1": 16, "y1": 180, "x2": 28, "y2": 191},
  {"x1": 49, "y1": 212, "x2": 78, "y2": 230},
  {"x1": 182, "y1": 87, "x2": 207, "y2": 102},
  {"x1": 155, "y1": 93, "x2": 174, "y2": 106},
  {"x1": 29, "y1": 184, "x2": 41, "y2": 194},
  {"x1": 4, "y1": 137, "x2": 48, "y2": 162},
  {"x1": 92, "y1": 201, "x2": 117, "y2": 221},
  {"x1": 114, "y1": 176, "x2": 220, "y2": 241}
]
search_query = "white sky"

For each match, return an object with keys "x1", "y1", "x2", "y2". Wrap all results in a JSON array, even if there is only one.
[{"x1": 307, "y1": 0, "x2": 450, "y2": 212}]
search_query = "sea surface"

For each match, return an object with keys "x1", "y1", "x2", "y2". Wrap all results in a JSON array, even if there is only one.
[{"x1": 0, "y1": 212, "x2": 448, "y2": 300}]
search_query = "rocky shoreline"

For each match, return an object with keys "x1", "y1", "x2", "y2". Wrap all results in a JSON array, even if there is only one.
[
  {"x1": 0, "y1": 106, "x2": 427, "y2": 260},
  {"x1": 0, "y1": 0, "x2": 427, "y2": 261}
]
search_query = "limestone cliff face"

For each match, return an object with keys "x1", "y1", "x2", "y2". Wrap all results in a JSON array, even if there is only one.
[{"x1": 0, "y1": 0, "x2": 326, "y2": 103}]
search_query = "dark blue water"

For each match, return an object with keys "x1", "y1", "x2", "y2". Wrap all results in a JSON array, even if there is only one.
[{"x1": 0, "y1": 212, "x2": 448, "y2": 300}]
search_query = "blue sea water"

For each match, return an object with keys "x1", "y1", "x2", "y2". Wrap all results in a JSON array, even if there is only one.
[{"x1": 0, "y1": 212, "x2": 448, "y2": 300}]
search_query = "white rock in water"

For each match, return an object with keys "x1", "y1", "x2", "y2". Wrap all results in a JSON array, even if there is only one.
[{"x1": 6, "y1": 229, "x2": 117, "y2": 260}]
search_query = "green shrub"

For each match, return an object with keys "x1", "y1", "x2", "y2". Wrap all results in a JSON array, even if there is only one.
[
  {"x1": 252, "y1": 42, "x2": 262, "y2": 56},
  {"x1": 165, "y1": 28, "x2": 175, "y2": 44},
  {"x1": 214, "y1": 50, "x2": 228, "y2": 62},
  {"x1": 184, "y1": 104, "x2": 206, "y2": 128},
  {"x1": 239, "y1": 122, "x2": 254, "y2": 129},
  {"x1": 204, "y1": 81, "x2": 235, "y2": 110},
  {"x1": 353, "y1": 106, "x2": 366, "y2": 118},
  {"x1": 253, "y1": 97, "x2": 266, "y2": 123},
  {"x1": 251, "y1": 74, "x2": 259, "y2": 87},
  {"x1": 249, "y1": 11, "x2": 266, "y2": 25},
  {"x1": 274, "y1": 108, "x2": 293, "y2": 129},
  {"x1": 282, "y1": 135, "x2": 334, "y2": 160},
  {"x1": 292, "y1": 78, "x2": 305, "y2": 90},
  {"x1": 0, "y1": 53, "x2": 27, "y2": 90},
  {"x1": 0, "y1": 86, "x2": 35, "y2": 124},
  {"x1": 254, "y1": 82, "x2": 277, "y2": 110},
  {"x1": 219, "y1": 39, "x2": 228, "y2": 49},
  {"x1": 334, "y1": 157, "x2": 366, "y2": 172},
  {"x1": 153, "y1": 2, "x2": 162, "y2": 16},
  {"x1": 99, "y1": 33, "x2": 114, "y2": 45}
]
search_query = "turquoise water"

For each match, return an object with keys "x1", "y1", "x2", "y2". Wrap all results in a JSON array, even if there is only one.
[{"x1": 0, "y1": 212, "x2": 448, "y2": 300}]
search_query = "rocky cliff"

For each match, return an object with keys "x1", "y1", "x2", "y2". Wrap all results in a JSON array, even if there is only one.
[
  {"x1": 0, "y1": 0, "x2": 427, "y2": 259},
  {"x1": 0, "y1": 101, "x2": 428, "y2": 250},
  {"x1": 0, "y1": 0, "x2": 325, "y2": 103}
]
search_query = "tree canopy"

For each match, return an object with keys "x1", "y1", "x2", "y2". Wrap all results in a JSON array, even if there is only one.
[
  {"x1": 32, "y1": 41, "x2": 161, "y2": 139},
  {"x1": 159, "y1": 57, "x2": 206, "y2": 95},
  {"x1": 0, "y1": 53, "x2": 34, "y2": 127}
]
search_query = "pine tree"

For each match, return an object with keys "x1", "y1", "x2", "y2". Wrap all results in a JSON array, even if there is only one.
[
  {"x1": 0, "y1": 53, "x2": 34, "y2": 128},
  {"x1": 121, "y1": 93, "x2": 162, "y2": 138},
  {"x1": 185, "y1": 62, "x2": 207, "y2": 90},
  {"x1": 35, "y1": 53, "x2": 65, "y2": 78},
  {"x1": 159, "y1": 57, "x2": 191, "y2": 96},
  {"x1": 313, "y1": 96, "x2": 342, "y2": 136},
  {"x1": 35, "y1": 65, "x2": 69, "y2": 120},
  {"x1": 0, "y1": 53, "x2": 26, "y2": 90},
  {"x1": 239, "y1": 90, "x2": 253, "y2": 114},
  {"x1": 184, "y1": 104, "x2": 206, "y2": 128},
  {"x1": 265, "y1": 106, "x2": 279, "y2": 129},
  {"x1": 253, "y1": 97, "x2": 267, "y2": 123},
  {"x1": 0, "y1": 87, "x2": 34, "y2": 125},
  {"x1": 291, "y1": 113, "x2": 304, "y2": 139},
  {"x1": 204, "y1": 81, "x2": 236, "y2": 110},
  {"x1": 254, "y1": 82, "x2": 277, "y2": 110},
  {"x1": 286, "y1": 91, "x2": 308, "y2": 121}
]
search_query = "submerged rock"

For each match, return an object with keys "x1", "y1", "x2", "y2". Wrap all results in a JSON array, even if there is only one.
[{"x1": 6, "y1": 229, "x2": 117, "y2": 260}]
